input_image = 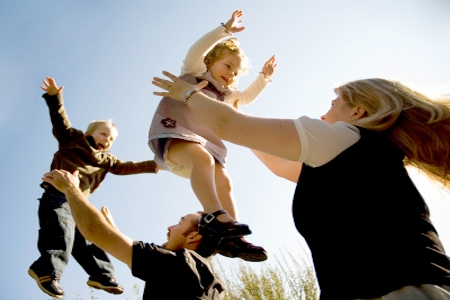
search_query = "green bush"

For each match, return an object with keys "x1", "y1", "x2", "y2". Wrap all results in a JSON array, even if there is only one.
[{"x1": 216, "y1": 247, "x2": 319, "y2": 300}]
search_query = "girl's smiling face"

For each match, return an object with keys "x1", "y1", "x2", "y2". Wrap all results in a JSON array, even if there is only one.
[{"x1": 208, "y1": 53, "x2": 242, "y2": 88}]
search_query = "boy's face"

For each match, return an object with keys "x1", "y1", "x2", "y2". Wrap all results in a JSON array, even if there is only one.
[
  {"x1": 209, "y1": 53, "x2": 242, "y2": 87},
  {"x1": 86, "y1": 123, "x2": 118, "y2": 151}
]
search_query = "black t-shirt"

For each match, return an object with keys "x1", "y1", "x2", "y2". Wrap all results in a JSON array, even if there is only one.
[
  {"x1": 132, "y1": 241, "x2": 224, "y2": 300},
  {"x1": 293, "y1": 128, "x2": 450, "y2": 299}
]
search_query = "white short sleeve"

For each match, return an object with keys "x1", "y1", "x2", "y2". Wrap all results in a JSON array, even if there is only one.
[{"x1": 293, "y1": 116, "x2": 361, "y2": 167}]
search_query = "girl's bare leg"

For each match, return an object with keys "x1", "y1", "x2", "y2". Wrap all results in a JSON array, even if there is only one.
[
  {"x1": 168, "y1": 139, "x2": 234, "y2": 223},
  {"x1": 214, "y1": 163, "x2": 268, "y2": 262},
  {"x1": 214, "y1": 163, "x2": 238, "y2": 220}
]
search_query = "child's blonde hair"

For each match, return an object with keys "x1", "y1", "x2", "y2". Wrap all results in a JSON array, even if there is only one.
[
  {"x1": 335, "y1": 78, "x2": 450, "y2": 186},
  {"x1": 86, "y1": 119, "x2": 118, "y2": 135},
  {"x1": 204, "y1": 38, "x2": 249, "y2": 89}
]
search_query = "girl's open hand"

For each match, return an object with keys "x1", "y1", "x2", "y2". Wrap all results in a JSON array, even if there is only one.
[
  {"x1": 261, "y1": 55, "x2": 277, "y2": 79},
  {"x1": 223, "y1": 10, "x2": 245, "y2": 34}
]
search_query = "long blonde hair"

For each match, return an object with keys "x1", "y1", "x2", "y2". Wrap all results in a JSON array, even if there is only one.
[{"x1": 335, "y1": 78, "x2": 450, "y2": 186}]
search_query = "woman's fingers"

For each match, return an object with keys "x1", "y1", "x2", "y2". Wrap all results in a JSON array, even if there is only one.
[
  {"x1": 161, "y1": 70, "x2": 179, "y2": 80},
  {"x1": 152, "y1": 70, "x2": 206, "y2": 100},
  {"x1": 152, "y1": 71, "x2": 178, "y2": 89}
]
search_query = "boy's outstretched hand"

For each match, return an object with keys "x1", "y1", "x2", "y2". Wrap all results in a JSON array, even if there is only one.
[
  {"x1": 223, "y1": 10, "x2": 245, "y2": 34},
  {"x1": 261, "y1": 55, "x2": 277, "y2": 79},
  {"x1": 41, "y1": 77, "x2": 64, "y2": 96}
]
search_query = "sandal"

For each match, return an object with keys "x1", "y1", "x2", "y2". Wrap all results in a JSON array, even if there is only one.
[{"x1": 199, "y1": 209, "x2": 251, "y2": 238}]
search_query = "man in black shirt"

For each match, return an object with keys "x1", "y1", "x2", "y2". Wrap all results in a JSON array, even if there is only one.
[{"x1": 42, "y1": 169, "x2": 224, "y2": 300}]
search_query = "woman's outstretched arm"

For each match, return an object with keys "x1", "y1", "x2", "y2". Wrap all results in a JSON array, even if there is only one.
[
  {"x1": 153, "y1": 71, "x2": 302, "y2": 161},
  {"x1": 251, "y1": 149, "x2": 302, "y2": 183}
]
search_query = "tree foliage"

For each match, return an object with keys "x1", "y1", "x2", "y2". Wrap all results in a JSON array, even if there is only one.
[{"x1": 216, "y1": 247, "x2": 320, "y2": 300}]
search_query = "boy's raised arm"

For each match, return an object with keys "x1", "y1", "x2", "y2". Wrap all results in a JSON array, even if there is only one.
[
  {"x1": 41, "y1": 77, "x2": 72, "y2": 139},
  {"x1": 41, "y1": 77, "x2": 64, "y2": 96}
]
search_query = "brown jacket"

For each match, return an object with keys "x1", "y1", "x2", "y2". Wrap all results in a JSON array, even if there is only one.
[{"x1": 42, "y1": 93, "x2": 157, "y2": 197}]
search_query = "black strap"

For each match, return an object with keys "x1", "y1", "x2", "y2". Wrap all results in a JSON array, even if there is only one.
[{"x1": 202, "y1": 209, "x2": 228, "y2": 223}]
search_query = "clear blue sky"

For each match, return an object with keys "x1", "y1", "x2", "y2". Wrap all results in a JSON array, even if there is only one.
[{"x1": 1, "y1": 1, "x2": 450, "y2": 299}]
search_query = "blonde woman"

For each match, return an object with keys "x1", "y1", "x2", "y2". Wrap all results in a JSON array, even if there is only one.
[{"x1": 153, "y1": 73, "x2": 450, "y2": 300}]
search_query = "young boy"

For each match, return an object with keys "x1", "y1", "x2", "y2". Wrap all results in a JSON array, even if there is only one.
[{"x1": 28, "y1": 77, "x2": 158, "y2": 299}]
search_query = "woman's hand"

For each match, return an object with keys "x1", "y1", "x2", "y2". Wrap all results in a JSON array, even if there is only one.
[{"x1": 152, "y1": 71, "x2": 208, "y2": 102}]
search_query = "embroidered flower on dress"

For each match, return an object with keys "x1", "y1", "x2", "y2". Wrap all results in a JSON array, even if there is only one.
[{"x1": 161, "y1": 118, "x2": 176, "y2": 128}]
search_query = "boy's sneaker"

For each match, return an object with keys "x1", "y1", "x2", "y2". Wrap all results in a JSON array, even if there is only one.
[
  {"x1": 28, "y1": 268, "x2": 64, "y2": 299},
  {"x1": 87, "y1": 276, "x2": 124, "y2": 294}
]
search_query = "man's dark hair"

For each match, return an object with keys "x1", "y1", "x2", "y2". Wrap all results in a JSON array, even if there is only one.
[{"x1": 184, "y1": 212, "x2": 220, "y2": 257}]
